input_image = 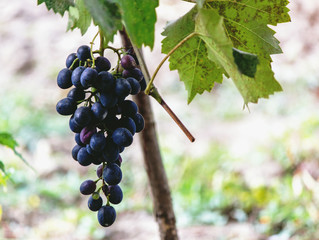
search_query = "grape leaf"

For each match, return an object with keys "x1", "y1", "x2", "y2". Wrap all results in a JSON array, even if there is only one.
[
  {"x1": 0, "y1": 132, "x2": 34, "y2": 171},
  {"x1": 37, "y1": 0, "x2": 74, "y2": 16},
  {"x1": 83, "y1": 0, "x2": 122, "y2": 43},
  {"x1": 114, "y1": 0, "x2": 158, "y2": 49},
  {"x1": 162, "y1": 7, "x2": 224, "y2": 103},
  {"x1": 205, "y1": 0, "x2": 291, "y2": 57},
  {"x1": 195, "y1": 8, "x2": 282, "y2": 104},
  {"x1": 67, "y1": 0, "x2": 91, "y2": 35}
]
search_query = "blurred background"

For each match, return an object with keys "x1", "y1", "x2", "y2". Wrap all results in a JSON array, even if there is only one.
[{"x1": 1, "y1": 0, "x2": 319, "y2": 239}]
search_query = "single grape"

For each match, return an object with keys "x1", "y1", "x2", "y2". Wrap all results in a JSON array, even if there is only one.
[
  {"x1": 80, "y1": 68, "x2": 98, "y2": 89},
  {"x1": 75, "y1": 133, "x2": 85, "y2": 146},
  {"x1": 74, "y1": 106, "x2": 93, "y2": 127},
  {"x1": 77, "y1": 45, "x2": 91, "y2": 62},
  {"x1": 88, "y1": 194, "x2": 103, "y2": 211},
  {"x1": 126, "y1": 77, "x2": 141, "y2": 95},
  {"x1": 57, "y1": 68, "x2": 73, "y2": 89},
  {"x1": 132, "y1": 113, "x2": 145, "y2": 133},
  {"x1": 56, "y1": 98, "x2": 77, "y2": 116},
  {"x1": 71, "y1": 66, "x2": 86, "y2": 88},
  {"x1": 95, "y1": 56, "x2": 111, "y2": 72},
  {"x1": 112, "y1": 127, "x2": 133, "y2": 147},
  {"x1": 102, "y1": 185, "x2": 110, "y2": 196},
  {"x1": 114, "y1": 78, "x2": 131, "y2": 98},
  {"x1": 120, "y1": 55, "x2": 136, "y2": 70},
  {"x1": 95, "y1": 71, "x2": 115, "y2": 92},
  {"x1": 67, "y1": 88, "x2": 86, "y2": 102},
  {"x1": 103, "y1": 114, "x2": 119, "y2": 131},
  {"x1": 122, "y1": 68, "x2": 143, "y2": 82},
  {"x1": 80, "y1": 126, "x2": 97, "y2": 145},
  {"x1": 96, "y1": 164, "x2": 103, "y2": 178},
  {"x1": 66, "y1": 53, "x2": 78, "y2": 68},
  {"x1": 80, "y1": 179, "x2": 96, "y2": 195},
  {"x1": 90, "y1": 132, "x2": 107, "y2": 152},
  {"x1": 103, "y1": 163, "x2": 122, "y2": 185},
  {"x1": 108, "y1": 185, "x2": 123, "y2": 204},
  {"x1": 102, "y1": 137, "x2": 119, "y2": 163},
  {"x1": 91, "y1": 102, "x2": 108, "y2": 122},
  {"x1": 72, "y1": 144, "x2": 82, "y2": 161},
  {"x1": 118, "y1": 116, "x2": 136, "y2": 135},
  {"x1": 97, "y1": 205, "x2": 116, "y2": 227},
  {"x1": 77, "y1": 147, "x2": 93, "y2": 166},
  {"x1": 119, "y1": 100, "x2": 138, "y2": 118},
  {"x1": 69, "y1": 115, "x2": 83, "y2": 133},
  {"x1": 100, "y1": 92, "x2": 118, "y2": 108},
  {"x1": 126, "y1": 48, "x2": 139, "y2": 65}
]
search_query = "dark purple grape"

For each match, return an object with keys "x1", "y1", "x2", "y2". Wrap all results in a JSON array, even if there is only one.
[
  {"x1": 67, "y1": 88, "x2": 86, "y2": 102},
  {"x1": 118, "y1": 116, "x2": 136, "y2": 135},
  {"x1": 102, "y1": 137, "x2": 119, "y2": 163},
  {"x1": 97, "y1": 205, "x2": 116, "y2": 227},
  {"x1": 103, "y1": 163, "x2": 122, "y2": 185},
  {"x1": 80, "y1": 179, "x2": 96, "y2": 195},
  {"x1": 91, "y1": 102, "x2": 108, "y2": 122},
  {"x1": 96, "y1": 165, "x2": 103, "y2": 178},
  {"x1": 114, "y1": 78, "x2": 131, "y2": 98},
  {"x1": 132, "y1": 113, "x2": 145, "y2": 133},
  {"x1": 69, "y1": 115, "x2": 82, "y2": 133},
  {"x1": 112, "y1": 128, "x2": 133, "y2": 147},
  {"x1": 109, "y1": 185, "x2": 123, "y2": 204},
  {"x1": 71, "y1": 66, "x2": 86, "y2": 88},
  {"x1": 75, "y1": 133, "x2": 85, "y2": 146},
  {"x1": 126, "y1": 48, "x2": 139, "y2": 65},
  {"x1": 90, "y1": 132, "x2": 107, "y2": 152},
  {"x1": 95, "y1": 71, "x2": 115, "y2": 92},
  {"x1": 122, "y1": 68, "x2": 143, "y2": 82},
  {"x1": 103, "y1": 114, "x2": 119, "y2": 131},
  {"x1": 56, "y1": 98, "x2": 77, "y2": 116},
  {"x1": 74, "y1": 106, "x2": 93, "y2": 127},
  {"x1": 57, "y1": 68, "x2": 72, "y2": 89},
  {"x1": 66, "y1": 53, "x2": 78, "y2": 68},
  {"x1": 77, "y1": 45, "x2": 91, "y2": 62},
  {"x1": 77, "y1": 147, "x2": 93, "y2": 166},
  {"x1": 86, "y1": 144, "x2": 99, "y2": 157},
  {"x1": 95, "y1": 56, "x2": 111, "y2": 72},
  {"x1": 80, "y1": 68, "x2": 98, "y2": 89},
  {"x1": 100, "y1": 92, "x2": 118, "y2": 108},
  {"x1": 119, "y1": 100, "x2": 138, "y2": 118},
  {"x1": 72, "y1": 144, "x2": 81, "y2": 161},
  {"x1": 88, "y1": 194, "x2": 103, "y2": 211},
  {"x1": 121, "y1": 55, "x2": 136, "y2": 70},
  {"x1": 80, "y1": 126, "x2": 97, "y2": 144},
  {"x1": 126, "y1": 77, "x2": 141, "y2": 95}
]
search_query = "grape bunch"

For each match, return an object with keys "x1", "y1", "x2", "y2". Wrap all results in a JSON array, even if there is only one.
[{"x1": 55, "y1": 45, "x2": 145, "y2": 227}]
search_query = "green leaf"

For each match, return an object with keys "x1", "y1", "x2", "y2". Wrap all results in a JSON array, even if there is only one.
[
  {"x1": 162, "y1": 7, "x2": 223, "y2": 103},
  {"x1": 0, "y1": 132, "x2": 34, "y2": 171},
  {"x1": 114, "y1": 0, "x2": 158, "y2": 49},
  {"x1": 67, "y1": 0, "x2": 91, "y2": 35},
  {"x1": 232, "y1": 48, "x2": 259, "y2": 78},
  {"x1": 37, "y1": 0, "x2": 74, "y2": 16},
  {"x1": 83, "y1": 0, "x2": 122, "y2": 43},
  {"x1": 205, "y1": 0, "x2": 291, "y2": 57},
  {"x1": 0, "y1": 160, "x2": 6, "y2": 175},
  {"x1": 195, "y1": 8, "x2": 282, "y2": 104}
]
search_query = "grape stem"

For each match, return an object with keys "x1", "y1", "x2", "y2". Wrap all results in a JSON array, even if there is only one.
[
  {"x1": 90, "y1": 31, "x2": 100, "y2": 68},
  {"x1": 145, "y1": 32, "x2": 197, "y2": 95},
  {"x1": 132, "y1": 45, "x2": 195, "y2": 142}
]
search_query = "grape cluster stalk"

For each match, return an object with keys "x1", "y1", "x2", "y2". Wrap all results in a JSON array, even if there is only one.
[{"x1": 56, "y1": 45, "x2": 146, "y2": 227}]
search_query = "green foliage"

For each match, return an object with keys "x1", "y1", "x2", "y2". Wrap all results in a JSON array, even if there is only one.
[
  {"x1": 114, "y1": 0, "x2": 158, "y2": 49},
  {"x1": 37, "y1": 0, "x2": 74, "y2": 16},
  {"x1": 162, "y1": 1, "x2": 290, "y2": 104},
  {"x1": 67, "y1": 0, "x2": 91, "y2": 35},
  {"x1": 83, "y1": 0, "x2": 122, "y2": 43}
]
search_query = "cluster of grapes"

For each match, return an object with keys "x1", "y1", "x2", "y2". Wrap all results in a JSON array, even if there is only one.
[{"x1": 55, "y1": 45, "x2": 145, "y2": 227}]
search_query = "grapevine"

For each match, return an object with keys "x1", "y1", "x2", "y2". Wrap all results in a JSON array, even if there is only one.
[{"x1": 55, "y1": 32, "x2": 146, "y2": 227}]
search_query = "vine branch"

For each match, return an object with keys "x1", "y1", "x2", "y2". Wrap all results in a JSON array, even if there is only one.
[{"x1": 145, "y1": 32, "x2": 197, "y2": 95}]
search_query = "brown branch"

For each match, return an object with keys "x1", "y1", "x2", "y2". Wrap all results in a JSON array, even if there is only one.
[{"x1": 119, "y1": 29, "x2": 179, "y2": 240}]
